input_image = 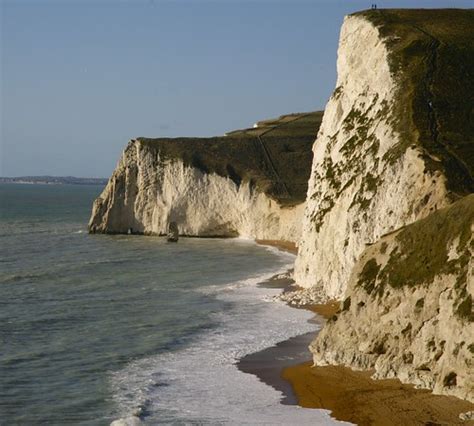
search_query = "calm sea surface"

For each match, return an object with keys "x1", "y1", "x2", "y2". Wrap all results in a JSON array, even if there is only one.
[{"x1": 0, "y1": 183, "x2": 334, "y2": 425}]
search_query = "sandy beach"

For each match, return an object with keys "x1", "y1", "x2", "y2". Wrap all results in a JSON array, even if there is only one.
[
  {"x1": 286, "y1": 304, "x2": 474, "y2": 425},
  {"x1": 283, "y1": 361, "x2": 474, "y2": 425},
  {"x1": 255, "y1": 239, "x2": 298, "y2": 254},
  {"x1": 245, "y1": 246, "x2": 474, "y2": 426}
]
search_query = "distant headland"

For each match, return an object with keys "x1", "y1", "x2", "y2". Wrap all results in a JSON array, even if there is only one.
[{"x1": 0, "y1": 176, "x2": 108, "y2": 185}]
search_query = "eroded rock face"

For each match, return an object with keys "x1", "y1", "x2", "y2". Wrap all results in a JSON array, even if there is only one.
[
  {"x1": 295, "y1": 9, "x2": 474, "y2": 403},
  {"x1": 311, "y1": 195, "x2": 474, "y2": 402},
  {"x1": 294, "y1": 14, "x2": 452, "y2": 299},
  {"x1": 89, "y1": 111, "x2": 323, "y2": 241},
  {"x1": 89, "y1": 140, "x2": 305, "y2": 241}
]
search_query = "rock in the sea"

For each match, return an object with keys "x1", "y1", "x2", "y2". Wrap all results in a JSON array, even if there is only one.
[
  {"x1": 110, "y1": 416, "x2": 141, "y2": 426},
  {"x1": 167, "y1": 221, "x2": 179, "y2": 242}
]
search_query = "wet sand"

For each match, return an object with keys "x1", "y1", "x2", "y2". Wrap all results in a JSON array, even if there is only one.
[
  {"x1": 289, "y1": 302, "x2": 474, "y2": 425},
  {"x1": 255, "y1": 239, "x2": 298, "y2": 254},
  {"x1": 307, "y1": 301, "x2": 340, "y2": 320},
  {"x1": 238, "y1": 273, "x2": 318, "y2": 405},
  {"x1": 237, "y1": 331, "x2": 315, "y2": 406},
  {"x1": 283, "y1": 361, "x2": 474, "y2": 426},
  {"x1": 238, "y1": 258, "x2": 474, "y2": 425}
]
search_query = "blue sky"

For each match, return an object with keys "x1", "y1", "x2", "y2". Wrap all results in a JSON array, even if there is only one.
[{"x1": 1, "y1": 0, "x2": 471, "y2": 177}]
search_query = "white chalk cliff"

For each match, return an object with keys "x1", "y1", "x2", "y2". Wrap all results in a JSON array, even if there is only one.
[
  {"x1": 90, "y1": 9, "x2": 474, "y2": 404},
  {"x1": 89, "y1": 141, "x2": 304, "y2": 240},
  {"x1": 294, "y1": 14, "x2": 452, "y2": 299},
  {"x1": 312, "y1": 195, "x2": 474, "y2": 402},
  {"x1": 89, "y1": 112, "x2": 323, "y2": 242},
  {"x1": 297, "y1": 9, "x2": 474, "y2": 403}
]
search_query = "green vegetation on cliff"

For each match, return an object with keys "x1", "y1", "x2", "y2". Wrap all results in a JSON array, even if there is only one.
[
  {"x1": 354, "y1": 9, "x2": 474, "y2": 195},
  {"x1": 357, "y1": 194, "x2": 474, "y2": 320},
  {"x1": 137, "y1": 111, "x2": 323, "y2": 205}
]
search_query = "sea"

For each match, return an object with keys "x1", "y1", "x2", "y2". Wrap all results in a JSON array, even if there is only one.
[{"x1": 0, "y1": 183, "x2": 339, "y2": 425}]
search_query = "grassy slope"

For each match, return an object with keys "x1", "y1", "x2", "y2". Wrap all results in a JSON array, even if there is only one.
[
  {"x1": 354, "y1": 9, "x2": 474, "y2": 195},
  {"x1": 355, "y1": 194, "x2": 473, "y2": 320},
  {"x1": 138, "y1": 111, "x2": 323, "y2": 206}
]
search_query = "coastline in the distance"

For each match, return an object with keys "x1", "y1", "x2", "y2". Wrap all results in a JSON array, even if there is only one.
[{"x1": 0, "y1": 176, "x2": 108, "y2": 185}]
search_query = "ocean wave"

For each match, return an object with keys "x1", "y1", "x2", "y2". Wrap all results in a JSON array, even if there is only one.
[
  {"x1": 0, "y1": 225, "x2": 87, "y2": 238},
  {"x1": 0, "y1": 271, "x2": 51, "y2": 284},
  {"x1": 198, "y1": 242, "x2": 295, "y2": 295},
  {"x1": 199, "y1": 269, "x2": 281, "y2": 294},
  {"x1": 109, "y1": 259, "x2": 344, "y2": 425},
  {"x1": 82, "y1": 258, "x2": 135, "y2": 266},
  {"x1": 260, "y1": 243, "x2": 296, "y2": 259},
  {"x1": 0, "y1": 228, "x2": 52, "y2": 237}
]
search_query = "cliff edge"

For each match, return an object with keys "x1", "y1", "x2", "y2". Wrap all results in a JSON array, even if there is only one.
[
  {"x1": 295, "y1": 9, "x2": 474, "y2": 299},
  {"x1": 297, "y1": 9, "x2": 474, "y2": 403},
  {"x1": 89, "y1": 112, "x2": 323, "y2": 242}
]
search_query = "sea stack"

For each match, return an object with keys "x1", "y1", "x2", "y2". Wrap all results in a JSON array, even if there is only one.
[{"x1": 167, "y1": 221, "x2": 179, "y2": 242}]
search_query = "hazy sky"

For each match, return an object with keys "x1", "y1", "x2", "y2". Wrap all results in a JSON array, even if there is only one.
[{"x1": 1, "y1": 0, "x2": 471, "y2": 177}]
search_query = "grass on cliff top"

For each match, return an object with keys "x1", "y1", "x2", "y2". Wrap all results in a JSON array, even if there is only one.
[
  {"x1": 357, "y1": 194, "x2": 474, "y2": 320},
  {"x1": 352, "y1": 9, "x2": 474, "y2": 195},
  {"x1": 225, "y1": 112, "x2": 323, "y2": 137},
  {"x1": 137, "y1": 111, "x2": 323, "y2": 205}
]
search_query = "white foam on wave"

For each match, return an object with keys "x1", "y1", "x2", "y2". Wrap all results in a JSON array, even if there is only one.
[
  {"x1": 199, "y1": 269, "x2": 279, "y2": 294},
  {"x1": 110, "y1": 250, "x2": 348, "y2": 425}
]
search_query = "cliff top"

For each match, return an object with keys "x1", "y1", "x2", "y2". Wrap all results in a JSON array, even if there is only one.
[
  {"x1": 353, "y1": 9, "x2": 474, "y2": 195},
  {"x1": 137, "y1": 111, "x2": 323, "y2": 205}
]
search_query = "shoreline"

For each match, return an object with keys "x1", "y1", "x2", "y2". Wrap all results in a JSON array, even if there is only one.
[
  {"x1": 107, "y1": 238, "x2": 331, "y2": 425},
  {"x1": 282, "y1": 361, "x2": 474, "y2": 426},
  {"x1": 236, "y1": 272, "x2": 319, "y2": 408},
  {"x1": 250, "y1": 241, "x2": 474, "y2": 425},
  {"x1": 255, "y1": 239, "x2": 298, "y2": 254}
]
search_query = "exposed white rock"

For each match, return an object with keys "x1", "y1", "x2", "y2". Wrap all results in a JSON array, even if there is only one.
[
  {"x1": 275, "y1": 285, "x2": 329, "y2": 307},
  {"x1": 294, "y1": 15, "x2": 450, "y2": 299},
  {"x1": 460, "y1": 411, "x2": 474, "y2": 421},
  {"x1": 311, "y1": 195, "x2": 474, "y2": 402},
  {"x1": 89, "y1": 140, "x2": 304, "y2": 242}
]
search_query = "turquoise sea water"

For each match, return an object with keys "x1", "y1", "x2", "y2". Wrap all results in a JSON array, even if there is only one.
[{"x1": 0, "y1": 184, "x2": 337, "y2": 425}]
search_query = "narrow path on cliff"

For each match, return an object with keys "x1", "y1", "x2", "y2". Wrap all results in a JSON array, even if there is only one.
[
  {"x1": 254, "y1": 112, "x2": 314, "y2": 200},
  {"x1": 409, "y1": 23, "x2": 474, "y2": 191}
]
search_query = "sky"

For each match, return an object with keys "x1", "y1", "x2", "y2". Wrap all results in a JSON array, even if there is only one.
[{"x1": 1, "y1": 0, "x2": 472, "y2": 178}]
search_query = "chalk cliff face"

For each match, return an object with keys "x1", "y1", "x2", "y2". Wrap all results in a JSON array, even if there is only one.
[
  {"x1": 301, "y1": 9, "x2": 474, "y2": 402},
  {"x1": 295, "y1": 10, "x2": 474, "y2": 299},
  {"x1": 89, "y1": 112, "x2": 323, "y2": 242},
  {"x1": 90, "y1": 9, "x2": 474, "y2": 404},
  {"x1": 89, "y1": 141, "x2": 305, "y2": 239},
  {"x1": 312, "y1": 195, "x2": 474, "y2": 402}
]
